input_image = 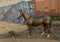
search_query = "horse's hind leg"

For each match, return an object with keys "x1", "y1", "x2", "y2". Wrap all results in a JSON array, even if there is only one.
[
  {"x1": 47, "y1": 25, "x2": 51, "y2": 38},
  {"x1": 41, "y1": 24, "x2": 47, "y2": 36}
]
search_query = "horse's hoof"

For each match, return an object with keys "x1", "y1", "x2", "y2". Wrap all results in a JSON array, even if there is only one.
[
  {"x1": 47, "y1": 34, "x2": 50, "y2": 38},
  {"x1": 41, "y1": 32, "x2": 45, "y2": 36}
]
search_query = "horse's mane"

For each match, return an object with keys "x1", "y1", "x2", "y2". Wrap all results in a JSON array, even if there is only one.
[{"x1": 29, "y1": 14, "x2": 47, "y2": 18}]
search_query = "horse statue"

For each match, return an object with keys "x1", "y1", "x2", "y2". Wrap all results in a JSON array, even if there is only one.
[{"x1": 17, "y1": 10, "x2": 52, "y2": 38}]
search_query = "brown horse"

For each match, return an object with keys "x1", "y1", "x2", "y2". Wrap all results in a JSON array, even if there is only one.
[{"x1": 18, "y1": 10, "x2": 52, "y2": 38}]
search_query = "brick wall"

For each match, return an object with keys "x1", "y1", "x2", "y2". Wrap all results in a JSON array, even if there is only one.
[{"x1": 34, "y1": 0, "x2": 60, "y2": 16}]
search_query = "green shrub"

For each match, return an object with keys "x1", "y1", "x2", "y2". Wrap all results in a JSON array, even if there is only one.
[{"x1": 52, "y1": 16, "x2": 60, "y2": 21}]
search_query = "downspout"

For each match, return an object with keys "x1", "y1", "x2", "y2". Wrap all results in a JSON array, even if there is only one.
[{"x1": 25, "y1": 1, "x2": 30, "y2": 14}]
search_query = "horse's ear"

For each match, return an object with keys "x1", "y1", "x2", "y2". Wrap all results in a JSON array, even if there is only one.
[{"x1": 19, "y1": 10, "x2": 22, "y2": 12}]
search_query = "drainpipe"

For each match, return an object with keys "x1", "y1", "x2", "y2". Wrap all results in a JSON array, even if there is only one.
[{"x1": 25, "y1": 1, "x2": 30, "y2": 14}]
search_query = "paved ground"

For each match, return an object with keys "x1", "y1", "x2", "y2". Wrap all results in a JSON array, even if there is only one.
[
  {"x1": 0, "y1": 21, "x2": 60, "y2": 42},
  {"x1": 0, "y1": 39, "x2": 59, "y2": 42}
]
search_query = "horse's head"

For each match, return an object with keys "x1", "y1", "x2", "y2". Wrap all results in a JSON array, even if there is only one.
[
  {"x1": 18, "y1": 10, "x2": 29, "y2": 20},
  {"x1": 17, "y1": 10, "x2": 23, "y2": 19},
  {"x1": 19, "y1": 10, "x2": 24, "y2": 15}
]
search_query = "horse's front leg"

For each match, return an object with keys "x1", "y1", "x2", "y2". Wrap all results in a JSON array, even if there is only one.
[{"x1": 28, "y1": 25, "x2": 32, "y2": 38}]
